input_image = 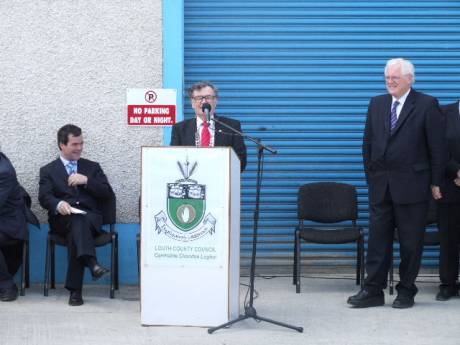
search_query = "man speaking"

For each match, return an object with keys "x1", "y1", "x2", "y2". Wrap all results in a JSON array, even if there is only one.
[{"x1": 170, "y1": 81, "x2": 247, "y2": 172}]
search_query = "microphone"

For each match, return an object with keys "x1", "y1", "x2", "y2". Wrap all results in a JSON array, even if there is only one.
[{"x1": 201, "y1": 103, "x2": 212, "y2": 122}]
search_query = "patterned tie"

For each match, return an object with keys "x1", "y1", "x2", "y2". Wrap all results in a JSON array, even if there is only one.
[
  {"x1": 66, "y1": 160, "x2": 77, "y2": 175},
  {"x1": 390, "y1": 101, "x2": 400, "y2": 132},
  {"x1": 201, "y1": 122, "x2": 211, "y2": 147}
]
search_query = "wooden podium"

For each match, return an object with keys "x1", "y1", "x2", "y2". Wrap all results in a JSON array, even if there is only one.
[{"x1": 140, "y1": 146, "x2": 241, "y2": 326}]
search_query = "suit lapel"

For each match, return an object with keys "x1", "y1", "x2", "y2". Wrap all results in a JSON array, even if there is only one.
[
  {"x1": 53, "y1": 158, "x2": 68, "y2": 181},
  {"x1": 214, "y1": 116, "x2": 224, "y2": 146},
  {"x1": 51, "y1": 158, "x2": 76, "y2": 195},
  {"x1": 186, "y1": 119, "x2": 198, "y2": 146},
  {"x1": 451, "y1": 101, "x2": 460, "y2": 133},
  {"x1": 392, "y1": 89, "x2": 416, "y2": 135},
  {"x1": 382, "y1": 95, "x2": 392, "y2": 136}
]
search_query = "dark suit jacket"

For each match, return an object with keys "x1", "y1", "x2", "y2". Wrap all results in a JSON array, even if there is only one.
[
  {"x1": 363, "y1": 89, "x2": 446, "y2": 204},
  {"x1": 170, "y1": 115, "x2": 247, "y2": 172},
  {"x1": 439, "y1": 101, "x2": 460, "y2": 203},
  {"x1": 38, "y1": 157, "x2": 111, "y2": 232},
  {"x1": 0, "y1": 152, "x2": 27, "y2": 240}
]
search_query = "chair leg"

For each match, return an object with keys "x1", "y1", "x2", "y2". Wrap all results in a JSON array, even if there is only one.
[
  {"x1": 115, "y1": 234, "x2": 119, "y2": 290},
  {"x1": 109, "y1": 233, "x2": 116, "y2": 298},
  {"x1": 389, "y1": 245, "x2": 394, "y2": 295},
  {"x1": 136, "y1": 234, "x2": 140, "y2": 285},
  {"x1": 292, "y1": 233, "x2": 297, "y2": 285},
  {"x1": 44, "y1": 237, "x2": 50, "y2": 296},
  {"x1": 356, "y1": 240, "x2": 360, "y2": 286},
  {"x1": 20, "y1": 240, "x2": 27, "y2": 296},
  {"x1": 295, "y1": 230, "x2": 301, "y2": 293},
  {"x1": 50, "y1": 240, "x2": 56, "y2": 289},
  {"x1": 359, "y1": 235, "x2": 365, "y2": 288},
  {"x1": 25, "y1": 240, "x2": 30, "y2": 288}
]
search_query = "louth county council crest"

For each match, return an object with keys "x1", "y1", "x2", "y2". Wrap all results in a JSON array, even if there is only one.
[{"x1": 154, "y1": 159, "x2": 216, "y2": 242}]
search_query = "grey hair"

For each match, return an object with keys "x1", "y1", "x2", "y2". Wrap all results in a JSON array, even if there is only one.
[
  {"x1": 385, "y1": 58, "x2": 415, "y2": 81},
  {"x1": 187, "y1": 81, "x2": 219, "y2": 99}
]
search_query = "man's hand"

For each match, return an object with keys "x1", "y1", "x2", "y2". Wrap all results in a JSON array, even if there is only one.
[
  {"x1": 454, "y1": 178, "x2": 460, "y2": 187},
  {"x1": 57, "y1": 201, "x2": 72, "y2": 215},
  {"x1": 431, "y1": 185, "x2": 442, "y2": 200},
  {"x1": 68, "y1": 173, "x2": 88, "y2": 187}
]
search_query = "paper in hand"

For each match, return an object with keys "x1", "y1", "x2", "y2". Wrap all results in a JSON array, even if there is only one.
[{"x1": 70, "y1": 207, "x2": 87, "y2": 215}]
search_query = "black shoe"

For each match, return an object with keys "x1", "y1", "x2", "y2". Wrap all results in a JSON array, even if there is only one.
[
  {"x1": 90, "y1": 263, "x2": 110, "y2": 281},
  {"x1": 69, "y1": 290, "x2": 84, "y2": 306},
  {"x1": 436, "y1": 287, "x2": 459, "y2": 301},
  {"x1": 392, "y1": 294, "x2": 414, "y2": 309},
  {"x1": 0, "y1": 284, "x2": 18, "y2": 302},
  {"x1": 347, "y1": 289, "x2": 384, "y2": 308}
]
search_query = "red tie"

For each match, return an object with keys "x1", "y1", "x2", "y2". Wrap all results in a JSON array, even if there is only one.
[{"x1": 201, "y1": 122, "x2": 211, "y2": 147}]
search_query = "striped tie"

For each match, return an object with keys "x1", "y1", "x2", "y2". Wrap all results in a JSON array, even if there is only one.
[
  {"x1": 66, "y1": 161, "x2": 77, "y2": 175},
  {"x1": 390, "y1": 101, "x2": 400, "y2": 133}
]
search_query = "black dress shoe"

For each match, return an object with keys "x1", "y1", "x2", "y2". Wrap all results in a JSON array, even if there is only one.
[
  {"x1": 392, "y1": 294, "x2": 414, "y2": 308},
  {"x1": 347, "y1": 289, "x2": 384, "y2": 308},
  {"x1": 436, "y1": 287, "x2": 459, "y2": 301},
  {"x1": 69, "y1": 290, "x2": 84, "y2": 306},
  {"x1": 90, "y1": 263, "x2": 110, "y2": 280},
  {"x1": 0, "y1": 284, "x2": 18, "y2": 302}
]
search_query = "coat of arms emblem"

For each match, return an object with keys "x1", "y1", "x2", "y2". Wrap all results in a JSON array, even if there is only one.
[{"x1": 154, "y1": 158, "x2": 216, "y2": 242}]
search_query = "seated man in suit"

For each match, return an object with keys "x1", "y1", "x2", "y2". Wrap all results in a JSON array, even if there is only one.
[
  {"x1": 39, "y1": 124, "x2": 111, "y2": 306},
  {"x1": 170, "y1": 81, "x2": 247, "y2": 172},
  {"x1": 0, "y1": 152, "x2": 27, "y2": 302}
]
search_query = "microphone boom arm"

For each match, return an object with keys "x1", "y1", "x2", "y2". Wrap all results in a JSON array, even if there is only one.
[{"x1": 213, "y1": 117, "x2": 277, "y2": 155}]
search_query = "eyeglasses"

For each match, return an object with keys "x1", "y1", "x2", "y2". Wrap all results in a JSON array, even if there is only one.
[
  {"x1": 192, "y1": 95, "x2": 216, "y2": 102},
  {"x1": 385, "y1": 76, "x2": 401, "y2": 82}
]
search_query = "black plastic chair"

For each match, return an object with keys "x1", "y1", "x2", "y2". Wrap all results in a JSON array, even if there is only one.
[
  {"x1": 388, "y1": 199, "x2": 439, "y2": 295},
  {"x1": 293, "y1": 182, "x2": 364, "y2": 293},
  {"x1": 43, "y1": 187, "x2": 119, "y2": 298}
]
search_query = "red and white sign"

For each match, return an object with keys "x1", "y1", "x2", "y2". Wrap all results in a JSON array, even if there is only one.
[{"x1": 127, "y1": 89, "x2": 177, "y2": 126}]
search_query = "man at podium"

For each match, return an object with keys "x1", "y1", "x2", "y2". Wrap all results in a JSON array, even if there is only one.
[{"x1": 170, "y1": 81, "x2": 247, "y2": 172}]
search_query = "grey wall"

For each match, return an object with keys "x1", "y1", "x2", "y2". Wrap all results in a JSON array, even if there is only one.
[{"x1": 0, "y1": 0, "x2": 163, "y2": 222}]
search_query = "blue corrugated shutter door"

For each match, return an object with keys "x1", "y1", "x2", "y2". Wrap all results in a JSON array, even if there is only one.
[{"x1": 184, "y1": 1, "x2": 460, "y2": 271}]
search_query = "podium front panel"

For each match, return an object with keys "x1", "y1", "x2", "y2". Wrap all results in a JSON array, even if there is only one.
[{"x1": 140, "y1": 146, "x2": 240, "y2": 326}]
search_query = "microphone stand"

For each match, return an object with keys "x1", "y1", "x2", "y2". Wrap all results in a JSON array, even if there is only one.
[{"x1": 208, "y1": 117, "x2": 303, "y2": 334}]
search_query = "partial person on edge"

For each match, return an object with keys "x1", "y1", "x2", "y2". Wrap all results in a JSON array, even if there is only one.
[
  {"x1": 0, "y1": 151, "x2": 27, "y2": 302},
  {"x1": 435, "y1": 100, "x2": 460, "y2": 301}
]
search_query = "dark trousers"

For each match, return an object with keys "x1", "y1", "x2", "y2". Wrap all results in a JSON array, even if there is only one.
[
  {"x1": 365, "y1": 187, "x2": 428, "y2": 296},
  {"x1": 0, "y1": 232, "x2": 23, "y2": 289},
  {"x1": 437, "y1": 203, "x2": 460, "y2": 287},
  {"x1": 50, "y1": 213, "x2": 101, "y2": 291}
]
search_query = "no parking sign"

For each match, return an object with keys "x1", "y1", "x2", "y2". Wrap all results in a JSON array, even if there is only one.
[{"x1": 127, "y1": 89, "x2": 177, "y2": 126}]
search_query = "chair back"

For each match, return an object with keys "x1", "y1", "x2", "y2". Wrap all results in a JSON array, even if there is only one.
[
  {"x1": 19, "y1": 185, "x2": 40, "y2": 228},
  {"x1": 298, "y1": 182, "x2": 357, "y2": 223},
  {"x1": 99, "y1": 184, "x2": 116, "y2": 225}
]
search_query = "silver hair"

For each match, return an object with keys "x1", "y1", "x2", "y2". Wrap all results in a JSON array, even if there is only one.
[{"x1": 385, "y1": 58, "x2": 415, "y2": 81}]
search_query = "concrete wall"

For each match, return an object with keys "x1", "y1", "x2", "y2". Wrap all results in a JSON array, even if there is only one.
[{"x1": 0, "y1": 0, "x2": 164, "y2": 223}]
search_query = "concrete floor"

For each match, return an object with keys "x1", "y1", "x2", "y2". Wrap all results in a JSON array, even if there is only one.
[{"x1": 1, "y1": 274, "x2": 460, "y2": 345}]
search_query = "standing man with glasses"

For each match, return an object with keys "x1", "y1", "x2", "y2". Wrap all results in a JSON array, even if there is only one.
[
  {"x1": 170, "y1": 81, "x2": 247, "y2": 172},
  {"x1": 39, "y1": 124, "x2": 111, "y2": 306},
  {"x1": 347, "y1": 58, "x2": 446, "y2": 308}
]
